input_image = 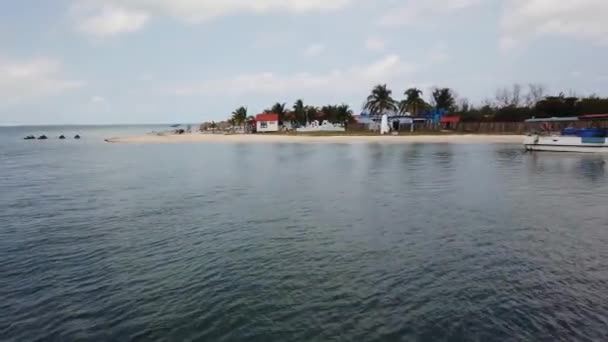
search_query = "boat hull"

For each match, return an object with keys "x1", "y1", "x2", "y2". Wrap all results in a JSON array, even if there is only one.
[{"x1": 524, "y1": 135, "x2": 608, "y2": 153}]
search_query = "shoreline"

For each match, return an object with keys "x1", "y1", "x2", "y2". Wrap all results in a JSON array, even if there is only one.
[{"x1": 104, "y1": 133, "x2": 525, "y2": 144}]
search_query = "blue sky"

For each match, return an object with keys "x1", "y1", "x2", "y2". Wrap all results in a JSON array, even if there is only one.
[{"x1": 1, "y1": 0, "x2": 608, "y2": 125}]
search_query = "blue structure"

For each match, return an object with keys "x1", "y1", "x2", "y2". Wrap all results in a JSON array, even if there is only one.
[{"x1": 421, "y1": 108, "x2": 447, "y2": 125}]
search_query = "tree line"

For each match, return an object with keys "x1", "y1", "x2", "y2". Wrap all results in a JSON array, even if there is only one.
[
  {"x1": 363, "y1": 83, "x2": 608, "y2": 122},
  {"x1": 219, "y1": 83, "x2": 608, "y2": 130},
  {"x1": 227, "y1": 100, "x2": 355, "y2": 129}
]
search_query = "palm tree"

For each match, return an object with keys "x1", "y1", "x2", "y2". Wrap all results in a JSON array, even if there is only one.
[
  {"x1": 336, "y1": 104, "x2": 354, "y2": 126},
  {"x1": 364, "y1": 84, "x2": 398, "y2": 117},
  {"x1": 231, "y1": 106, "x2": 248, "y2": 131},
  {"x1": 270, "y1": 102, "x2": 287, "y2": 124},
  {"x1": 321, "y1": 105, "x2": 338, "y2": 123},
  {"x1": 293, "y1": 99, "x2": 307, "y2": 125},
  {"x1": 432, "y1": 88, "x2": 456, "y2": 112},
  {"x1": 305, "y1": 105, "x2": 319, "y2": 124},
  {"x1": 400, "y1": 88, "x2": 425, "y2": 115}
]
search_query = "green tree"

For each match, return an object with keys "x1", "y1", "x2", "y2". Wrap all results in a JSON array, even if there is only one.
[
  {"x1": 270, "y1": 102, "x2": 287, "y2": 124},
  {"x1": 400, "y1": 88, "x2": 425, "y2": 115},
  {"x1": 231, "y1": 106, "x2": 248, "y2": 130},
  {"x1": 293, "y1": 99, "x2": 307, "y2": 125},
  {"x1": 320, "y1": 105, "x2": 338, "y2": 123},
  {"x1": 305, "y1": 105, "x2": 319, "y2": 124},
  {"x1": 431, "y1": 87, "x2": 456, "y2": 112},
  {"x1": 336, "y1": 104, "x2": 354, "y2": 125},
  {"x1": 364, "y1": 84, "x2": 398, "y2": 117}
]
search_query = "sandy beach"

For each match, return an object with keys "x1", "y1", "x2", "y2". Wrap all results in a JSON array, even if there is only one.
[{"x1": 105, "y1": 133, "x2": 525, "y2": 144}]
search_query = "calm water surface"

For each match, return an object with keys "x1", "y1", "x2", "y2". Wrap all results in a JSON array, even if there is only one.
[{"x1": 1, "y1": 126, "x2": 608, "y2": 341}]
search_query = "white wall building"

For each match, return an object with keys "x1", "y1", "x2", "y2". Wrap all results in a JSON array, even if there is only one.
[{"x1": 256, "y1": 113, "x2": 279, "y2": 133}]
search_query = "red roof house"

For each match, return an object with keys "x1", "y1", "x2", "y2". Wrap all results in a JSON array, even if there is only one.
[{"x1": 255, "y1": 113, "x2": 279, "y2": 132}]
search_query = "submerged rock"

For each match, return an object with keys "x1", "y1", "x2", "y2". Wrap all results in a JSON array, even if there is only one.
[
  {"x1": 59, "y1": 135, "x2": 66, "y2": 139},
  {"x1": 74, "y1": 134, "x2": 81, "y2": 139},
  {"x1": 37, "y1": 135, "x2": 48, "y2": 140},
  {"x1": 23, "y1": 135, "x2": 35, "y2": 140}
]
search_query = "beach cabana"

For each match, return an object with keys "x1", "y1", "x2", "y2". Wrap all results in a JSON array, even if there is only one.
[{"x1": 256, "y1": 113, "x2": 279, "y2": 133}]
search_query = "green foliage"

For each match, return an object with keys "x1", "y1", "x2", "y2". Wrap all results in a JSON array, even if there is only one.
[
  {"x1": 270, "y1": 102, "x2": 287, "y2": 123},
  {"x1": 231, "y1": 106, "x2": 248, "y2": 127},
  {"x1": 431, "y1": 88, "x2": 456, "y2": 112},
  {"x1": 318, "y1": 104, "x2": 354, "y2": 124},
  {"x1": 400, "y1": 88, "x2": 426, "y2": 115},
  {"x1": 228, "y1": 84, "x2": 608, "y2": 126},
  {"x1": 364, "y1": 84, "x2": 398, "y2": 116},
  {"x1": 292, "y1": 99, "x2": 307, "y2": 125}
]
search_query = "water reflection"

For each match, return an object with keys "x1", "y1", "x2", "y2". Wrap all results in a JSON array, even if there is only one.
[
  {"x1": 577, "y1": 158, "x2": 606, "y2": 182},
  {"x1": 525, "y1": 152, "x2": 607, "y2": 183}
]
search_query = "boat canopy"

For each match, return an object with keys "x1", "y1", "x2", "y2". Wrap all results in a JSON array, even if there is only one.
[{"x1": 525, "y1": 117, "x2": 579, "y2": 123}]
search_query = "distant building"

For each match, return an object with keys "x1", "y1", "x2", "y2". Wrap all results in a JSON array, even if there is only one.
[
  {"x1": 355, "y1": 111, "x2": 426, "y2": 132},
  {"x1": 440, "y1": 116, "x2": 461, "y2": 130},
  {"x1": 256, "y1": 113, "x2": 279, "y2": 132}
]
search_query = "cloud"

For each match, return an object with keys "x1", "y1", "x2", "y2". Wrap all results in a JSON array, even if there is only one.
[
  {"x1": 90, "y1": 95, "x2": 106, "y2": 103},
  {"x1": 0, "y1": 56, "x2": 82, "y2": 104},
  {"x1": 74, "y1": 5, "x2": 149, "y2": 37},
  {"x1": 501, "y1": 0, "x2": 608, "y2": 50},
  {"x1": 72, "y1": 0, "x2": 352, "y2": 36},
  {"x1": 304, "y1": 43, "x2": 325, "y2": 57},
  {"x1": 364, "y1": 37, "x2": 386, "y2": 52},
  {"x1": 379, "y1": 0, "x2": 482, "y2": 27},
  {"x1": 168, "y1": 54, "x2": 416, "y2": 96}
]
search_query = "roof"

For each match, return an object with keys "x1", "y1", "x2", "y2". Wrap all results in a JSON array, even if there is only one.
[
  {"x1": 579, "y1": 114, "x2": 608, "y2": 120},
  {"x1": 440, "y1": 116, "x2": 461, "y2": 123},
  {"x1": 525, "y1": 117, "x2": 579, "y2": 123},
  {"x1": 256, "y1": 113, "x2": 279, "y2": 121}
]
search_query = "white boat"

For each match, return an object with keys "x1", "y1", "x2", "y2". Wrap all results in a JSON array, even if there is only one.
[
  {"x1": 524, "y1": 135, "x2": 608, "y2": 153},
  {"x1": 523, "y1": 116, "x2": 608, "y2": 153}
]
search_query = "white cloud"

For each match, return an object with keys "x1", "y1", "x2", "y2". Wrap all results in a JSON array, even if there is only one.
[
  {"x1": 501, "y1": 0, "x2": 608, "y2": 49},
  {"x1": 74, "y1": 5, "x2": 149, "y2": 37},
  {"x1": 0, "y1": 56, "x2": 82, "y2": 104},
  {"x1": 379, "y1": 0, "x2": 482, "y2": 27},
  {"x1": 168, "y1": 54, "x2": 416, "y2": 96},
  {"x1": 365, "y1": 37, "x2": 386, "y2": 52},
  {"x1": 91, "y1": 95, "x2": 106, "y2": 103},
  {"x1": 304, "y1": 43, "x2": 325, "y2": 57},
  {"x1": 72, "y1": 0, "x2": 352, "y2": 36}
]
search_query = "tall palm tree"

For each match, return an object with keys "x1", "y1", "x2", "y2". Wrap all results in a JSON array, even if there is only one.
[
  {"x1": 271, "y1": 102, "x2": 287, "y2": 124},
  {"x1": 364, "y1": 84, "x2": 398, "y2": 117},
  {"x1": 432, "y1": 88, "x2": 456, "y2": 112},
  {"x1": 293, "y1": 99, "x2": 307, "y2": 125},
  {"x1": 400, "y1": 88, "x2": 425, "y2": 115},
  {"x1": 231, "y1": 106, "x2": 248, "y2": 131}
]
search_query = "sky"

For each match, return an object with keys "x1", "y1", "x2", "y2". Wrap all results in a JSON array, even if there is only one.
[{"x1": 1, "y1": 0, "x2": 608, "y2": 125}]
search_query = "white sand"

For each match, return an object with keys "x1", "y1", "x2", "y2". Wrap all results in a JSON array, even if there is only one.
[{"x1": 105, "y1": 133, "x2": 525, "y2": 144}]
